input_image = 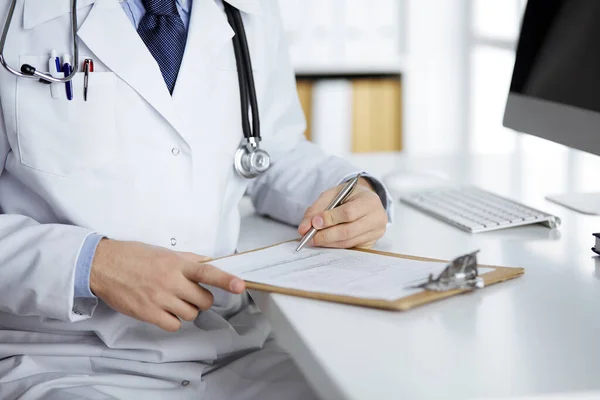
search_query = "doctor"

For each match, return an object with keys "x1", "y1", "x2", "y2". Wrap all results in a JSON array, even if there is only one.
[{"x1": 0, "y1": 0, "x2": 391, "y2": 399}]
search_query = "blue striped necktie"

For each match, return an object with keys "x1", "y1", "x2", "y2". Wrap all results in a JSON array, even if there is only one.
[{"x1": 137, "y1": 0, "x2": 188, "y2": 94}]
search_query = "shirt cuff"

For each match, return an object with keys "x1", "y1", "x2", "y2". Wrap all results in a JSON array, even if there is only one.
[
  {"x1": 74, "y1": 233, "x2": 104, "y2": 298},
  {"x1": 338, "y1": 172, "x2": 395, "y2": 224}
]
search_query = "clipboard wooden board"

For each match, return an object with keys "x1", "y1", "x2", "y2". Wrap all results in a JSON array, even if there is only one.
[{"x1": 226, "y1": 241, "x2": 524, "y2": 311}]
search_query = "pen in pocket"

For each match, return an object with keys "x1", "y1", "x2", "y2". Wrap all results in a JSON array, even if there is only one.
[
  {"x1": 62, "y1": 53, "x2": 73, "y2": 101},
  {"x1": 83, "y1": 59, "x2": 94, "y2": 101},
  {"x1": 48, "y1": 50, "x2": 62, "y2": 99}
]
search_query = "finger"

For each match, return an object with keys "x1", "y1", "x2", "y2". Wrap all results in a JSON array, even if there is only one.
[
  {"x1": 179, "y1": 252, "x2": 212, "y2": 263},
  {"x1": 164, "y1": 297, "x2": 200, "y2": 322},
  {"x1": 182, "y1": 263, "x2": 246, "y2": 294},
  {"x1": 298, "y1": 188, "x2": 339, "y2": 233},
  {"x1": 313, "y1": 201, "x2": 369, "y2": 230},
  {"x1": 298, "y1": 220, "x2": 312, "y2": 236},
  {"x1": 317, "y1": 228, "x2": 386, "y2": 250},
  {"x1": 146, "y1": 309, "x2": 182, "y2": 332},
  {"x1": 178, "y1": 281, "x2": 215, "y2": 311},
  {"x1": 312, "y1": 216, "x2": 373, "y2": 247}
]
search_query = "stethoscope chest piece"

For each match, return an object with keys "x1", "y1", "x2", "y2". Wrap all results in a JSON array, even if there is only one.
[
  {"x1": 224, "y1": 3, "x2": 271, "y2": 180},
  {"x1": 235, "y1": 138, "x2": 271, "y2": 179}
]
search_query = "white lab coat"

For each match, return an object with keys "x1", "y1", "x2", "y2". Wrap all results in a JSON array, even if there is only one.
[{"x1": 0, "y1": 0, "x2": 363, "y2": 398}]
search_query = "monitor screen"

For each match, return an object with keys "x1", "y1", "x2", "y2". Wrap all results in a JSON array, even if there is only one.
[
  {"x1": 511, "y1": 0, "x2": 600, "y2": 114},
  {"x1": 504, "y1": 0, "x2": 600, "y2": 156}
]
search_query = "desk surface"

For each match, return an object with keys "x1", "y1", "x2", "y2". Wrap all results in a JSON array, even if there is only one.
[{"x1": 237, "y1": 151, "x2": 600, "y2": 400}]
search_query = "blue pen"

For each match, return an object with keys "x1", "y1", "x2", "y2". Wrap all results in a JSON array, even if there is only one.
[{"x1": 62, "y1": 53, "x2": 73, "y2": 101}]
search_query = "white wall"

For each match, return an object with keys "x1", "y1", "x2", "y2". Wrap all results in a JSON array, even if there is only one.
[{"x1": 278, "y1": 0, "x2": 404, "y2": 75}]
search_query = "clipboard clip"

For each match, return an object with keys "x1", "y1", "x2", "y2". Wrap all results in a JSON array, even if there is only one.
[{"x1": 416, "y1": 250, "x2": 484, "y2": 292}]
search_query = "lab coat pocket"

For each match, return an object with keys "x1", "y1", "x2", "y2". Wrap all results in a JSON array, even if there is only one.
[{"x1": 16, "y1": 70, "x2": 118, "y2": 176}]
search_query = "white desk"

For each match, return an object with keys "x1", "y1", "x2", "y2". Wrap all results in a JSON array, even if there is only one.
[{"x1": 237, "y1": 151, "x2": 600, "y2": 400}]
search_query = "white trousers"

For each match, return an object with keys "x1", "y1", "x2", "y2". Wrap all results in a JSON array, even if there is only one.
[{"x1": 2, "y1": 340, "x2": 320, "y2": 400}]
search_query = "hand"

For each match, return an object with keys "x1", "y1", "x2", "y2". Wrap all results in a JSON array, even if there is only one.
[
  {"x1": 90, "y1": 239, "x2": 245, "y2": 332},
  {"x1": 298, "y1": 178, "x2": 388, "y2": 249}
]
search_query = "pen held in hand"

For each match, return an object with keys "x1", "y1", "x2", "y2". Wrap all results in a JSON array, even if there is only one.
[{"x1": 295, "y1": 173, "x2": 362, "y2": 252}]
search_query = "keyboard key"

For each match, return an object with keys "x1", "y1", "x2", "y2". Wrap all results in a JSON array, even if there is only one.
[{"x1": 448, "y1": 216, "x2": 485, "y2": 230}]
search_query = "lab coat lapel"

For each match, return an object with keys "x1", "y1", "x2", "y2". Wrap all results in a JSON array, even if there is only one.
[
  {"x1": 172, "y1": 0, "x2": 235, "y2": 102},
  {"x1": 222, "y1": 0, "x2": 263, "y2": 15},
  {"x1": 77, "y1": 0, "x2": 185, "y2": 135},
  {"x1": 173, "y1": 0, "x2": 263, "y2": 100}
]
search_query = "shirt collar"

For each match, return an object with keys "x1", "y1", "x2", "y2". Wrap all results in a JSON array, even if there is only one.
[
  {"x1": 178, "y1": 0, "x2": 191, "y2": 13},
  {"x1": 120, "y1": 0, "x2": 191, "y2": 13}
]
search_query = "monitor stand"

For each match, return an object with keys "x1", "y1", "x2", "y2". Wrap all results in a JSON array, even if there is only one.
[{"x1": 545, "y1": 192, "x2": 600, "y2": 215}]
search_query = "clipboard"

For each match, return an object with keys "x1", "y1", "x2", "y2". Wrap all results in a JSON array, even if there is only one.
[{"x1": 229, "y1": 242, "x2": 524, "y2": 311}]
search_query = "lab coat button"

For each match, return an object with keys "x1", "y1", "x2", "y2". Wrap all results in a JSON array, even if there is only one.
[
  {"x1": 171, "y1": 148, "x2": 180, "y2": 156},
  {"x1": 170, "y1": 238, "x2": 177, "y2": 246},
  {"x1": 181, "y1": 380, "x2": 190, "y2": 386}
]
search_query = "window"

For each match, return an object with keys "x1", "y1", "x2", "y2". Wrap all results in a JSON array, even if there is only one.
[{"x1": 468, "y1": 0, "x2": 528, "y2": 154}]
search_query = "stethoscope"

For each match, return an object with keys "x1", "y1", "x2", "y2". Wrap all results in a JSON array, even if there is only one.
[{"x1": 0, "y1": 0, "x2": 271, "y2": 180}]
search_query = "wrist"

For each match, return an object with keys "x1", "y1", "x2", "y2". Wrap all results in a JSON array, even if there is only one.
[
  {"x1": 357, "y1": 177, "x2": 376, "y2": 193},
  {"x1": 89, "y1": 238, "x2": 110, "y2": 297}
]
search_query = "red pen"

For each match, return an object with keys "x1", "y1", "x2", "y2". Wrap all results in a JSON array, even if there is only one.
[{"x1": 83, "y1": 59, "x2": 94, "y2": 101}]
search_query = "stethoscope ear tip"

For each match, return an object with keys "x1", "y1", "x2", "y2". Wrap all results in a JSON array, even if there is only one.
[
  {"x1": 20, "y1": 64, "x2": 36, "y2": 76},
  {"x1": 20, "y1": 64, "x2": 50, "y2": 84}
]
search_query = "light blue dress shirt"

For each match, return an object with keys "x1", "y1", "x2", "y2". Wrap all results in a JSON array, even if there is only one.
[{"x1": 74, "y1": 0, "x2": 392, "y2": 298}]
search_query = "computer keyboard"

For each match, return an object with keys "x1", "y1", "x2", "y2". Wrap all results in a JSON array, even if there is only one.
[{"x1": 400, "y1": 186, "x2": 561, "y2": 233}]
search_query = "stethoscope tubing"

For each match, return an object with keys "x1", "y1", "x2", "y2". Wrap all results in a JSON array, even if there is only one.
[
  {"x1": 0, "y1": 0, "x2": 79, "y2": 83},
  {"x1": 224, "y1": 2, "x2": 260, "y2": 142}
]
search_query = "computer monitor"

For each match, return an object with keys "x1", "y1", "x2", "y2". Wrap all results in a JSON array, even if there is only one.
[{"x1": 503, "y1": 0, "x2": 600, "y2": 215}]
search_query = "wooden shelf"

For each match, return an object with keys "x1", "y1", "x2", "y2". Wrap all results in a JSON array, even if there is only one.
[{"x1": 293, "y1": 57, "x2": 405, "y2": 77}]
